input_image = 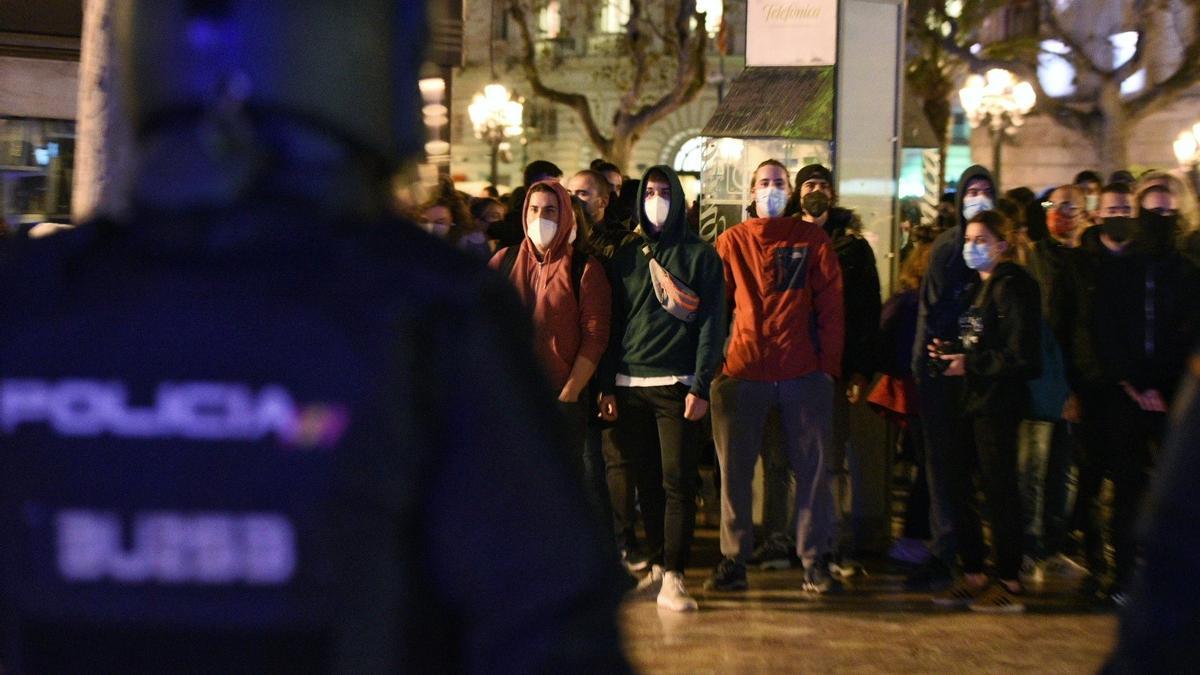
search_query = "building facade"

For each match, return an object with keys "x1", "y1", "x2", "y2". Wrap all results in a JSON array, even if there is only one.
[
  {"x1": 966, "y1": 0, "x2": 1200, "y2": 189},
  {"x1": 449, "y1": 0, "x2": 747, "y2": 191}
]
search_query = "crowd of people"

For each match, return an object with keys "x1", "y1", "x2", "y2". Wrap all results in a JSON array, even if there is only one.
[{"x1": 416, "y1": 155, "x2": 1200, "y2": 616}]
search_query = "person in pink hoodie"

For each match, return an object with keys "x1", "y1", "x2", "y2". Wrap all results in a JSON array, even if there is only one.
[{"x1": 490, "y1": 180, "x2": 612, "y2": 481}]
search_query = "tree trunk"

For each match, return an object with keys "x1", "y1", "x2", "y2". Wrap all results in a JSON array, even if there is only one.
[
  {"x1": 72, "y1": 0, "x2": 133, "y2": 223},
  {"x1": 607, "y1": 135, "x2": 635, "y2": 176},
  {"x1": 924, "y1": 97, "x2": 953, "y2": 195},
  {"x1": 1096, "y1": 81, "x2": 1129, "y2": 177}
]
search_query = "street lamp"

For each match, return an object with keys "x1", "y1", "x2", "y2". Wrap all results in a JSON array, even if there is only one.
[
  {"x1": 468, "y1": 83, "x2": 523, "y2": 188},
  {"x1": 1174, "y1": 122, "x2": 1200, "y2": 194},
  {"x1": 959, "y1": 68, "x2": 1036, "y2": 189}
]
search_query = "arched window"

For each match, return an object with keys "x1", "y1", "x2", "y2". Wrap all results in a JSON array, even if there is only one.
[{"x1": 673, "y1": 136, "x2": 707, "y2": 173}]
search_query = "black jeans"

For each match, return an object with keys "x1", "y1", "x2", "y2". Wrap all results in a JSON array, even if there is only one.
[
  {"x1": 902, "y1": 417, "x2": 932, "y2": 540},
  {"x1": 915, "y1": 374, "x2": 965, "y2": 563},
  {"x1": 1074, "y1": 386, "x2": 1159, "y2": 586},
  {"x1": 602, "y1": 384, "x2": 700, "y2": 572},
  {"x1": 946, "y1": 412, "x2": 1023, "y2": 581}
]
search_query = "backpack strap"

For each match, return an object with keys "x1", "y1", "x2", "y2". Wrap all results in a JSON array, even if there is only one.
[
  {"x1": 502, "y1": 245, "x2": 587, "y2": 302},
  {"x1": 570, "y1": 248, "x2": 588, "y2": 302},
  {"x1": 498, "y1": 245, "x2": 520, "y2": 280}
]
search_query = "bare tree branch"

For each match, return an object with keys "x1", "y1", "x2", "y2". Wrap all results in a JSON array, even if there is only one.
[
  {"x1": 507, "y1": 0, "x2": 611, "y2": 154},
  {"x1": 619, "y1": 0, "x2": 649, "y2": 115},
  {"x1": 1040, "y1": 0, "x2": 1107, "y2": 77},
  {"x1": 1126, "y1": 6, "x2": 1200, "y2": 121},
  {"x1": 619, "y1": 1, "x2": 707, "y2": 139}
]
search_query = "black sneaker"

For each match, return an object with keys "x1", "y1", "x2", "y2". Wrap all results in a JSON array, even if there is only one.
[
  {"x1": 802, "y1": 563, "x2": 841, "y2": 594},
  {"x1": 904, "y1": 557, "x2": 953, "y2": 590},
  {"x1": 747, "y1": 533, "x2": 793, "y2": 570},
  {"x1": 703, "y1": 557, "x2": 749, "y2": 591}
]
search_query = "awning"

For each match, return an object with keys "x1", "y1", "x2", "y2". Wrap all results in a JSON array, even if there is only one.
[{"x1": 701, "y1": 67, "x2": 835, "y2": 140}]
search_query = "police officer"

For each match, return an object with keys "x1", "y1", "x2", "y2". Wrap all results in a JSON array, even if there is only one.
[{"x1": 0, "y1": 1, "x2": 627, "y2": 672}]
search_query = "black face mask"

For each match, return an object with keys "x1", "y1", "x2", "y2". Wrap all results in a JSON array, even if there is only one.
[
  {"x1": 802, "y1": 192, "x2": 830, "y2": 219},
  {"x1": 1100, "y1": 216, "x2": 1134, "y2": 243},
  {"x1": 1138, "y1": 211, "x2": 1179, "y2": 251}
]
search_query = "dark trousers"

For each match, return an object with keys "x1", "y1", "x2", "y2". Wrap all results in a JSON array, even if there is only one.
[
  {"x1": 602, "y1": 384, "x2": 700, "y2": 572},
  {"x1": 712, "y1": 374, "x2": 836, "y2": 569},
  {"x1": 945, "y1": 412, "x2": 1024, "y2": 580},
  {"x1": 1074, "y1": 386, "x2": 1159, "y2": 586},
  {"x1": 902, "y1": 417, "x2": 932, "y2": 540},
  {"x1": 915, "y1": 374, "x2": 964, "y2": 563}
]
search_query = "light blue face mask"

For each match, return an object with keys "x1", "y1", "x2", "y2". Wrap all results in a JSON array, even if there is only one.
[
  {"x1": 962, "y1": 195, "x2": 994, "y2": 220},
  {"x1": 963, "y1": 242, "x2": 995, "y2": 270},
  {"x1": 755, "y1": 187, "x2": 788, "y2": 218}
]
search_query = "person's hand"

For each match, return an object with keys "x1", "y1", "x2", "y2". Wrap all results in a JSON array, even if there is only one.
[
  {"x1": 1121, "y1": 382, "x2": 1168, "y2": 413},
  {"x1": 1142, "y1": 389, "x2": 1168, "y2": 413},
  {"x1": 846, "y1": 374, "x2": 869, "y2": 405},
  {"x1": 598, "y1": 394, "x2": 618, "y2": 421},
  {"x1": 558, "y1": 384, "x2": 581, "y2": 403},
  {"x1": 1062, "y1": 393, "x2": 1082, "y2": 423},
  {"x1": 684, "y1": 393, "x2": 709, "y2": 421},
  {"x1": 939, "y1": 353, "x2": 965, "y2": 377}
]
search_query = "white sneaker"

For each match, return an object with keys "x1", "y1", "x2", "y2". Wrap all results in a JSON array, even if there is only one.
[
  {"x1": 635, "y1": 564, "x2": 665, "y2": 595},
  {"x1": 657, "y1": 571, "x2": 699, "y2": 612},
  {"x1": 1041, "y1": 554, "x2": 1088, "y2": 580}
]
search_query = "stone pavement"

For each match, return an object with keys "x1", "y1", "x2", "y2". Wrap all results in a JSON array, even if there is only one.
[{"x1": 620, "y1": 530, "x2": 1117, "y2": 674}]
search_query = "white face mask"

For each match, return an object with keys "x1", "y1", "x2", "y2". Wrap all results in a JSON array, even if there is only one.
[
  {"x1": 961, "y1": 195, "x2": 993, "y2": 220},
  {"x1": 1085, "y1": 194, "x2": 1099, "y2": 212},
  {"x1": 755, "y1": 187, "x2": 788, "y2": 218},
  {"x1": 420, "y1": 221, "x2": 451, "y2": 238},
  {"x1": 527, "y1": 217, "x2": 558, "y2": 250},
  {"x1": 645, "y1": 195, "x2": 670, "y2": 230}
]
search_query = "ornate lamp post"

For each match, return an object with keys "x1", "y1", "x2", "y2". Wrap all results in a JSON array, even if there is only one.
[
  {"x1": 1173, "y1": 122, "x2": 1200, "y2": 195},
  {"x1": 468, "y1": 83, "x2": 523, "y2": 189},
  {"x1": 958, "y1": 68, "x2": 1036, "y2": 189}
]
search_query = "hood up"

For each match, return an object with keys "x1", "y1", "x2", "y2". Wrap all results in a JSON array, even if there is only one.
[
  {"x1": 635, "y1": 165, "x2": 688, "y2": 249},
  {"x1": 520, "y1": 180, "x2": 577, "y2": 263}
]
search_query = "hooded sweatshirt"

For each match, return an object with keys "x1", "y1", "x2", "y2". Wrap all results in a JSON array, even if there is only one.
[
  {"x1": 490, "y1": 180, "x2": 611, "y2": 390},
  {"x1": 599, "y1": 166, "x2": 726, "y2": 399},
  {"x1": 716, "y1": 214, "x2": 845, "y2": 381},
  {"x1": 911, "y1": 164, "x2": 993, "y2": 377}
]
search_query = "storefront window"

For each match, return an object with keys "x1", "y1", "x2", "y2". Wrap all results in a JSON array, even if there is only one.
[{"x1": 0, "y1": 116, "x2": 75, "y2": 229}]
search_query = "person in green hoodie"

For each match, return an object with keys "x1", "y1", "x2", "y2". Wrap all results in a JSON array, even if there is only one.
[{"x1": 598, "y1": 165, "x2": 727, "y2": 612}]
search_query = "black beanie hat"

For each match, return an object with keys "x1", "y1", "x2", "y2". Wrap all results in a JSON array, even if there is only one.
[{"x1": 795, "y1": 164, "x2": 833, "y2": 186}]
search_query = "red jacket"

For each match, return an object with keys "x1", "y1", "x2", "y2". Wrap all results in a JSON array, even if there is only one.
[
  {"x1": 715, "y1": 216, "x2": 844, "y2": 381},
  {"x1": 489, "y1": 181, "x2": 611, "y2": 390}
]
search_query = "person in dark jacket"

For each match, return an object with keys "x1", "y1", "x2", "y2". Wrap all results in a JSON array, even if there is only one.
[
  {"x1": 929, "y1": 209, "x2": 1042, "y2": 613},
  {"x1": 789, "y1": 164, "x2": 882, "y2": 572},
  {"x1": 0, "y1": 3, "x2": 630, "y2": 672},
  {"x1": 1083, "y1": 185, "x2": 1200, "y2": 604},
  {"x1": 1071, "y1": 181, "x2": 1137, "y2": 596},
  {"x1": 1103, "y1": 349, "x2": 1200, "y2": 673},
  {"x1": 598, "y1": 165, "x2": 727, "y2": 612},
  {"x1": 1016, "y1": 187, "x2": 1091, "y2": 583},
  {"x1": 906, "y1": 164, "x2": 997, "y2": 589}
]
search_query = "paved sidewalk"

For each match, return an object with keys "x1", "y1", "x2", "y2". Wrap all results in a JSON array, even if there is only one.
[{"x1": 621, "y1": 530, "x2": 1117, "y2": 673}]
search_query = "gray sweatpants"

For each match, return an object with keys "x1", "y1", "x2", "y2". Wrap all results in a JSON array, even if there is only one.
[{"x1": 712, "y1": 372, "x2": 836, "y2": 570}]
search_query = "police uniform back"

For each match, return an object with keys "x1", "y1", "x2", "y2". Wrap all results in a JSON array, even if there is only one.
[{"x1": 0, "y1": 2, "x2": 627, "y2": 673}]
